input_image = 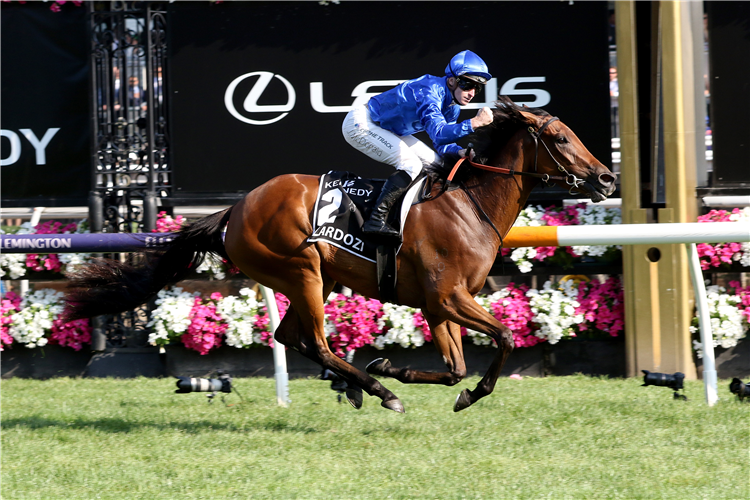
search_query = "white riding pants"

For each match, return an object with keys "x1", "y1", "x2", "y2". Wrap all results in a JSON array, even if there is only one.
[{"x1": 341, "y1": 104, "x2": 439, "y2": 181}]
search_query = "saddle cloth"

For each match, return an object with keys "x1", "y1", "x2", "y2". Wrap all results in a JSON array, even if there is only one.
[{"x1": 307, "y1": 171, "x2": 425, "y2": 262}]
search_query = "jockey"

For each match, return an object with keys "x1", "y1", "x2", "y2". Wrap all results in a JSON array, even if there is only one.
[{"x1": 342, "y1": 49, "x2": 495, "y2": 238}]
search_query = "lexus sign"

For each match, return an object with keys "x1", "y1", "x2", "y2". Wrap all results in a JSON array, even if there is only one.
[
  {"x1": 169, "y1": 1, "x2": 610, "y2": 196},
  {"x1": 224, "y1": 74, "x2": 553, "y2": 126}
]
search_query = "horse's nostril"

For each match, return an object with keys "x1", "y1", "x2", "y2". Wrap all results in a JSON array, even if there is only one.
[{"x1": 599, "y1": 173, "x2": 616, "y2": 186}]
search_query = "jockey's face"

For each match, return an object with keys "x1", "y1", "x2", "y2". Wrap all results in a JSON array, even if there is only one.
[{"x1": 448, "y1": 77, "x2": 479, "y2": 106}]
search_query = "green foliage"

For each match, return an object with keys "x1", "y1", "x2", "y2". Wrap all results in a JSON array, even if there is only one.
[{"x1": 2, "y1": 376, "x2": 747, "y2": 499}]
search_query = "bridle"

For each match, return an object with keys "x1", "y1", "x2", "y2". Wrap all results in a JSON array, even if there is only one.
[
  {"x1": 446, "y1": 116, "x2": 587, "y2": 195},
  {"x1": 443, "y1": 115, "x2": 589, "y2": 251}
]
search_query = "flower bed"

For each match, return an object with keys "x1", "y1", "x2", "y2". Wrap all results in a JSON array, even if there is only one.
[
  {"x1": 1, "y1": 290, "x2": 92, "y2": 352},
  {"x1": 690, "y1": 281, "x2": 750, "y2": 358},
  {"x1": 695, "y1": 208, "x2": 750, "y2": 269},
  {"x1": 142, "y1": 277, "x2": 627, "y2": 355},
  {"x1": 2, "y1": 274, "x2": 747, "y2": 359},
  {"x1": 503, "y1": 205, "x2": 750, "y2": 273},
  {"x1": 2, "y1": 208, "x2": 748, "y2": 359},
  {"x1": 502, "y1": 203, "x2": 623, "y2": 273}
]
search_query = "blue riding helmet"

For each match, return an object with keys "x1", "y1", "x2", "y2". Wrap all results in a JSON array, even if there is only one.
[{"x1": 445, "y1": 50, "x2": 492, "y2": 83}]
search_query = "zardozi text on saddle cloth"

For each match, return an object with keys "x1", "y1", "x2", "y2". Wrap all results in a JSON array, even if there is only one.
[{"x1": 308, "y1": 172, "x2": 381, "y2": 262}]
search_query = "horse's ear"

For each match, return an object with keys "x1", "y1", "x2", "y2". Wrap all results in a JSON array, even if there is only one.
[{"x1": 518, "y1": 110, "x2": 543, "y2": 129}]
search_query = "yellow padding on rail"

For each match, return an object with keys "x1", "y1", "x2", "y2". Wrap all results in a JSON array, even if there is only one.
[{"x1": 502, "y1": 226, "x2": 559, "y2": 248}]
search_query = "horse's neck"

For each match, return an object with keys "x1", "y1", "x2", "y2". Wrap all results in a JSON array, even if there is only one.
[{"x1": 472, "y1": 136, "x2": 537, "y2": 242}]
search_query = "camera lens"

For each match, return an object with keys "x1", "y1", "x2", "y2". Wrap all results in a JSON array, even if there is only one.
[
  {"x1": 642, "y1": 370, "x2": 684, "y2": 391},
  {"x1": 175, "y1": 377, "x2": 226, "y2": 393}
]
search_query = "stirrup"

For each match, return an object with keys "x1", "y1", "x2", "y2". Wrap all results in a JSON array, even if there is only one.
[{"x1": 362, "y1": 219, "x2": 399, "y2": 237}]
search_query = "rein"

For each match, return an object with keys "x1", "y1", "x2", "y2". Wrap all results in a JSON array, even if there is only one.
[
  {"x1": 442, "y1": 115, "x2": 588, "y2": 255},
  {"x1": 445, "y1": 116, "x2": 587, "y2": 195}
]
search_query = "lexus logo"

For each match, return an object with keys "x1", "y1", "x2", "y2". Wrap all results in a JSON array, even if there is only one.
[
  {"x1": 225, "y1": 72, "x2": 551, "y2": 126},
  {"x1": 224, "y1": 71, "x2": 296, "y2": 125}
]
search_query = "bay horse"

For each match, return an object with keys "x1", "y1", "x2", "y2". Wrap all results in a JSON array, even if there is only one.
[{"x1": 65, "y1": 97, "x2": 616, "y2": 413}]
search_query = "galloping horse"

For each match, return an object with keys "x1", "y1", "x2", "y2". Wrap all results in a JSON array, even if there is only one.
[{"x1": 66, "y1": 97, "x2": 616, "y2": 413}]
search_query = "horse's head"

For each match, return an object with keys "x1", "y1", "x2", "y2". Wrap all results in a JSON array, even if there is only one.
[{"x1": 516, "y1": 109, "x2": 617, "y2": 202}]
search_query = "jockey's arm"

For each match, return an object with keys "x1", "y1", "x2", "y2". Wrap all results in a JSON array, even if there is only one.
[{"x1": 416, "y1": 94, "x2": 473, "y2": 149}]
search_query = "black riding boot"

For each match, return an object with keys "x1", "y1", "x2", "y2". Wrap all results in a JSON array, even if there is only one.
[{"x1": 362, "y1": 170, "x2": 413, "y2": 238}]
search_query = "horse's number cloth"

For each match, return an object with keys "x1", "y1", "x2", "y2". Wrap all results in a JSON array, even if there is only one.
[{"x1": 307, "y1": 171, "x2": 425, "y2": 262}]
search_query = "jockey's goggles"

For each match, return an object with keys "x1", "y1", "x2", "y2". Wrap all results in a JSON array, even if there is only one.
[{"x1": 456, "y1": 76, "x2": 485, "y2": 93}]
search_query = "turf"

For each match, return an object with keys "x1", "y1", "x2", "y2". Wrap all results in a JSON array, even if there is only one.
[{"x1": 2, "y1": 375, "x2": 747, "y2": 499}]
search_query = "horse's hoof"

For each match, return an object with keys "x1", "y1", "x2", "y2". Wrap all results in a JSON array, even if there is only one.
[
  {"x1": 454, "y1": 389, "x2": 474, "y2": 412},
  {"x1": 346, "y1": 386, "x2": 363, "y2": 410},
  {"x1": 366, "y1": 357, "x2": 391, "y2": 375},
  {"x1": 381, "y1": 398, "x2": 405, "y2": 413}
]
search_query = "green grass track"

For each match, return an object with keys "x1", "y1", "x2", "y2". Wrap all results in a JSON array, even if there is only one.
[{"x1": 2, "y1": 376, "x2": 747, "y2": 499}]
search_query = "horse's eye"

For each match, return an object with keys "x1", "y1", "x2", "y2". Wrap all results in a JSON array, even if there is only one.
[{"x1": 556, "y1": 136, "x2": 568, "y2": 145}]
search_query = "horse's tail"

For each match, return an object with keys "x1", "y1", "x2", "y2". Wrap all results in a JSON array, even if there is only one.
[{"x1": 64, "y1": 207, "x2": 234, "y2": 320}]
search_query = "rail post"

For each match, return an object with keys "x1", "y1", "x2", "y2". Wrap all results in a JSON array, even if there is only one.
[
  {"x1": 259, "y1": 285, "x2": 290, "y2": 407},
  {"x1": 686, "y1": 243, "x2": 719, "y2": 405}
]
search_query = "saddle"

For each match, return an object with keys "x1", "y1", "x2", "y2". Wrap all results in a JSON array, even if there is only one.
[{"x1": 307, "y1": 171, "x2": 428, "y2": 303}]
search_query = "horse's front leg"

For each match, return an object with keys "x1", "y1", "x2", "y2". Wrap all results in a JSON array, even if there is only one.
[
  {"x1": 366, "y1": 314, "x2": 467, "y2": 386},
  {"x1": 429, "y1": 288, "x2": 514, "y2": 412}
]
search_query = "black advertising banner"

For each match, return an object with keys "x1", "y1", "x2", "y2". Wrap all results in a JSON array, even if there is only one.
[
  {"x1": 168, "y1": 1, "x2": 610, "y2": 196},
  {"x1": 707, "y1": 2, "x2": 750, "y2": 187},
  {"x1": 1, "y1": 2, "x2": 90, "y2": 207}
]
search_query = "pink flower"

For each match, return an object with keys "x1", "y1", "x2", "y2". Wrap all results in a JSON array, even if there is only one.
[
  {"x1": 489, "y1": 284, "x2": 538, "y2": 347},
  {"x1": 182, "y1": 296, "x2": 228, "y2": 355},
  {"x1": 26, "y1": 254, "x2": 45, "y2": 272},
  {"x1": 0, "y1": 292, "x2": 22, "y2": 351},
  {"x1": 253, "y1": 293, "x2": 290, "y2": 348},
  {"x1": 509, "y1": 374, "x2": 523, "y2": 380},
  {"x1": 324, "y1": 294, "x2": 383, "y2": 356},
  {"x1": 43, "y1": 254, "x2": 62, "y2": 272},
  {"x1": 412, "y1": 310, "x2": 432, "y2": 342},
  {"x1": 574, "y1": 277, "x2": 625, "y2": 337},
  {"x1": 154, "y1": 211, "x2": 186, "y2": 233},
  {"x1": 49, "y1": 318, "x2": 91, "y2": 351}
]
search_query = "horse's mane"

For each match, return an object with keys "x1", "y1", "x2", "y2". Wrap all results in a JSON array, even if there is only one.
[
  {"x1": 471, "y1": 96, "x2": 551, "y2": 163},
  {"x1": 425, "y1": 96, "x2": 551, "y2": 184}
]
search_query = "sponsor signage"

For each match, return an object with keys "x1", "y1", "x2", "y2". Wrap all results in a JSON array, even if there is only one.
[
  {"x1": 169, "y1": 1, "x2": 611, "y2": 196},
  {"x1": 0, "y1": 233, "x2": 176, "y2": 254},
  {"x1": 1, "y1": 3, "x2": 91, "y2": 206},
  {"x1": 707, "y1": 2, "x2": 750, "y2": 186}
]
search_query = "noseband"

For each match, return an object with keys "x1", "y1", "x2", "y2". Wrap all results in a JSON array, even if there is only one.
[
  {"x1": 446, "y1": 116, "x2": 587, "y2": 195},
  {"x1": 529, "y1": 117, "x2": 586, "y2": 194}
]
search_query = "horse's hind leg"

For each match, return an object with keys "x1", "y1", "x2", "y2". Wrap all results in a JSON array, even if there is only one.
[
  {"x1": 366, "y1": 314, "x2": 467, "y2": 386},
  {"x1": 273, "y1": 283, "x2": 363, "y2": 409},
  {"x1": 284, "y1": 274, "x2": 405, "y2": 413}
]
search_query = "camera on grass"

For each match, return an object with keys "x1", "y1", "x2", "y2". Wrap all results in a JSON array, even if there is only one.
[
  {"x1": 641, "y1": 370, "x2": 687, "y2": 400},
  {"x1": 321, "y1": 368, "x2": 348, "y2": 403},
  {"x1": 174, "y1": 370, "x2": 237, "y2": 403},
  {"x1": 729, "y1": 378, "x2": 750, "y2": 402}
]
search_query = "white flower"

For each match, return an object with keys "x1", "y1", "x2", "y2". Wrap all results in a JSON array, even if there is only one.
[
  {"x1": 740, "y1": 242, "x2": 750, "y2": 267},
  {"x1": 216, "y1": 288, "x2": 266, "y2": 348},
  {"x1": 195, "y1": 255, "x2": 226, "y2": 280},
  {"x1": 527, "y1": 280, "x2": 583, "y2": 344},
  {"x1": 0, "y1": 254, "x2": 27, "y2": 279},
  {"x1": 58, "y1": 252, "x2": 92, "y2": 272},
  {"x1": 691, "y1": 285, "x2": 748, "y2": 358},
  {"x1": 513, "y1": 205, "x2": 546, "y2": 227},
  {"x1": 375, "y1": 303, "x2": 425, "y2": 349},
  {"x1": 510, "y1": 247, "x2": 536, "y2": 273},
  {"x1": 146, "y1": 287, "x2": 197, "y2": 346},
  {"x1": 9, "y1": 289, "x2": 65, "y2": 348}
]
